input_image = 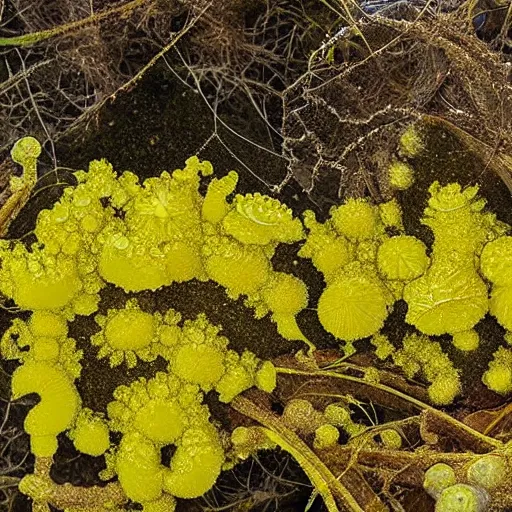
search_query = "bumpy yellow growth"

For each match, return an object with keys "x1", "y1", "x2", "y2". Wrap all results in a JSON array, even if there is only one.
[
  {"x1": 29, "y1": 311, "x2": 68, "y2": 338},
  {"x1": 222, "y1": 193, "x2": 303, "y2": 245},
  {"x1": 0, "y1": 245, "x2": 83, "y2": 311},
  {"x1": 92, "y1": 300, "x2": 159, "y2": 368},
  {"x1": 107, "y1": 370, "x2": 225, "y2": 505},
  {"x1": 452, "y1": 330, "x2": 479, "y2": 351},
  {"x1": 169, "y1": 315, "x2": 228, "y2": 388},
  {"x1": 482, "y1": 347, "x2": 512, "y2": 395},
  {"x1": 116, "y1": 432, "x2": 164, "y2": 503},
  {"x1": 388, "y1": 161, "x2": 415, "y2": 190},
  {"x1": 331, "y1": 198, "x2": 381, "y2": 240},
  {"x1": 299, "y1": 211, "x2": 353, "y2": 283},
  {"x1": 393, "y1": 334, "x2": 460, "y2": 405},
  {"x1": 69, "y1": 408, "x2": 110, "y2": 456},
  {"x1": 202, "y1": 171, "x2": 239, "y2": 224},
  {"x1": 204, "y1": 238, "x2": 271, "y2": 298},
  {"x1": 481, "y1": 236, "x2": 512, "y2": 331}
]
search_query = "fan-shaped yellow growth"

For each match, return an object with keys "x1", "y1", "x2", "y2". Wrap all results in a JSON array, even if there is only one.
[
  {"x1": 377, "y1": 235, "x2": 429, "y2": 281},
  {"x1": 299, "y1": 210, "x2": 353, "y2": 283},
  {"x1": 480, "y1": 236, "x2": 512, "y2": 286},
  {"x1": 11, "y1": 361, "x2": 81, "y2": 456},
  {"x1": 107, "y1": 372, "x2": 205, "y2": 442},
  {"x1": 106, "y1": 370, "x2": 225, "y2": 505},
  {"x1": 164, "y1": 240, "x2": 204, "y2": 282},
  {"x1": 402, "y1": 182, "x2": 499, "y2": 336},
  {"x1": 91, "y1": 301, "x2": 159, "y2": 368},
  {"x1": 173, "y1": 344, "x2": 225, "y2": 388},
  {"x1": 490, "y1": 285, "x2": 512, "y2": 331},
  {"x1": 92, "y1": 300, "x2": 159, "y2": 368},
  {"x1": 262, "y1": 273, "x2": 308, "y2": 315},
  {"x1": 105, "y1": 309, "x2": 155, "y2": 350},
  {"x1": 165, "y1": 315, "x2": 227, "y2": 389},
  {"x1": 29, "y1": 311, "x2": 68, "y2": 338},
  {"x1": 135, "y1": 400, "x2": 186, "y2": 444},
  {"x1": 98, "y1": 233, "x2": 171, "y2": 292},
  {"x1": 404, "y1": 263, "x2": 488, "y2": 335},
  {"x1": 318, "y1": 264, "x2": 390, "y2": 341},
  {"x1": 1, "y1": 316, "x2": 82, "y2": 378},
  {"x1": 330, "y1": 198, "x2": 381, "y2": 240}
]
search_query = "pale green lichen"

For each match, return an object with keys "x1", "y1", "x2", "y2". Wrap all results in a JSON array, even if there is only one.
[
  {"x1": 466, "y1": 454, "x2": 507, "y2": 490},
  {"x1": 435, "y1": 484, "x2": 488, "y2": 512},
  {"x1": 423, "y1": 463, "x2": 457, "y2": 499}
]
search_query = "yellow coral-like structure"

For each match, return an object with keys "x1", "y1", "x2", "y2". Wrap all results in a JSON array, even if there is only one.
[
  {"x1": 106, "y1": 371, "x2": 225, "y2": 505},
  {"x1": 0, "y1": 139, "x2": 290, "y2": 511},
  {"x1": 5, "y1": 135, "x2": 512, "y2": 510},
  {"x1": 330, "y1": 197, "x2": 382, "y2": 240}
]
